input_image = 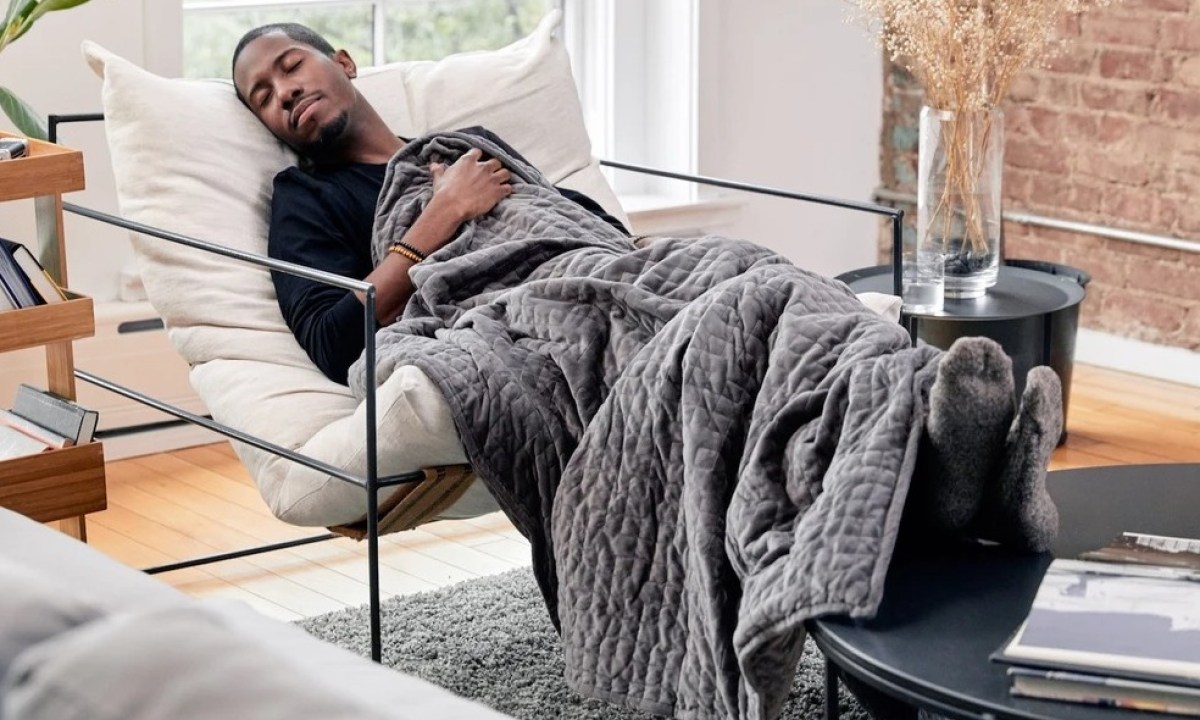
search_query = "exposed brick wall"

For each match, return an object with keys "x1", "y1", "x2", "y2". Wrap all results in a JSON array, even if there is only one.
[{"x1": 879, "y1": 0, "x2": 1200, "y2": 350}]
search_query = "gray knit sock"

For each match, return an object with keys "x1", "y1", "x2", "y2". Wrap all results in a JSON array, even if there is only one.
[
  {"x1": 918, "y1": 337, "x2": 1016, "y2": 532},
  {"x1": 977, "y1": 367, "x2": 1062, "y2": 552}
]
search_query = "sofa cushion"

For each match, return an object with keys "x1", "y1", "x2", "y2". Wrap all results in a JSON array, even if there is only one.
[
  {"x1": 2, "y1": 600, "x2": 514, "y2": 720},
  {"x1": 0, "y1": 558, "x2": 102, "y2": 687},
  {"x1": 0, "y1": 509, "x2": 183, "y2": 613}
]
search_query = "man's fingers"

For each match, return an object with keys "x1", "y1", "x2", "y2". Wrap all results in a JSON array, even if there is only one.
[
  {"x1": 462, "y1": 148, "x2": 483, "y2": 162},
  {"x1": 494, "y1": 169, "x2": 512, "y2": 183},
  {"x1": 484, "y1": 157, "x2": 503, "y2": 171},
  {"x1": 429, "y1": 162, "x2": 444, "y2": 175}
]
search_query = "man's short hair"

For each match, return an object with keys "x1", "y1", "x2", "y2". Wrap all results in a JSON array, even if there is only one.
[{"x1": 231, "y1": 23, "x2": 335, "y2": 100}]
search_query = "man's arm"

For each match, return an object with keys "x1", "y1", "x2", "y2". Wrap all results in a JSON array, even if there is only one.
[
  {"x1": 269, "y1": 174, "x2": 372, "y2": 384},
  {"x1": 356, "y1": 147, "x2": 513, "y2": 324},
  {"x1": 269, "y1": 150, "x2": 510, "y2": 383}
]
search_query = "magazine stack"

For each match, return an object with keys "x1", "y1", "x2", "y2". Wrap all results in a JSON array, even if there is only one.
[{"x1": 995, "y1": 533, "x2": 1200, "y2": 716}]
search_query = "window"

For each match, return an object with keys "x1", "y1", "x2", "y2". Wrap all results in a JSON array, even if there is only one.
[
  {"x1": 182, "y1": 0, "x2": 557, "y2": 78},
  {"x1": 182, "y1": 0, "x2": 698, "y2": 204},
  {"x1": 567, "y1": 0, "x2": 698, "y2": 203}
]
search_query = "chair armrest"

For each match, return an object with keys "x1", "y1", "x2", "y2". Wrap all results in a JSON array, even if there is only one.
[
  {"x1": 599, "y1": 159, "x2": 904, "y2": 296},
  {"x1": 61, "y1": 200, "x2": 407, "y2": 498}
]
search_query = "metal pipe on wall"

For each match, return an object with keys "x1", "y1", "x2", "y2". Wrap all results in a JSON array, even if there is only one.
[{"x1": 873, "y1": 188, "x2": 1200, "y2": 256}]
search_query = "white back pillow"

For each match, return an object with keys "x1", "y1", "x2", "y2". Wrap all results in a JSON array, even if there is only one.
[{"x1": 84, "y1": 11, "x2": 623, "y2": 526}]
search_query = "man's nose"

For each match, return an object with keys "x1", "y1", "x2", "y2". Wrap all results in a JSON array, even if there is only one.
[{"x1": 280, "y1": 84, "x2": 303, "y2": 110}]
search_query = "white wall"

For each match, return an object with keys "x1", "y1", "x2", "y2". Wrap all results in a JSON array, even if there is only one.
[
  {"x1": 697, "y1": 0, "x2": 882, "y2": 278},
  {"x1": 0, "y1": 1, "x2": 180, "y2": 301}
]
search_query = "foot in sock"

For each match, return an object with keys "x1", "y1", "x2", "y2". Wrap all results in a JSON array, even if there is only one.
[
  {"x1": 976, "y1": 366, "x2": 1062, "y2": 552},
  {"x1": 918, "y1": 337, "x2": 1015, "y2": 532}
]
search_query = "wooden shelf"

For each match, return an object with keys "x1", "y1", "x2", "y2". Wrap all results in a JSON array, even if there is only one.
[
  {"x1": 0, "y1": 443, "x2": 106, "y2": 523},
  {"x1": 0, "y1": 294, "x2": 95, "y2": 353},
  {"x1": 0, "y1": 133, "x2": 102, "y2": 540},
  {"x1": 0, "y1": 131, "x2": 85, "y2": 202}
]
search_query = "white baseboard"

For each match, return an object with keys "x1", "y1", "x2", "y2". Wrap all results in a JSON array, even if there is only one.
[
  {"x1": 98, "y1": 423, "x2": 222, "y2": 461},
  {"x1": 1076, "y1": 329, "x2": 1200, "y2": 388},
  {"x1": 624, "y1": 195, "x2": 742, "y2": 236}
]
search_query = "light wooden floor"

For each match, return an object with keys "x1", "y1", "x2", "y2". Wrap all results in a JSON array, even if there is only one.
[
  {"x1": 86, "y1": 364, "x2": 1200, "y2": 621},
  {"x1": 89, "y1": 445, "x2": 531, "y2": 622}
]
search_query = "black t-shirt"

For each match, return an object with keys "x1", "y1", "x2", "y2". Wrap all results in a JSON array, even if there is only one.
[{"x1": 268, "y1": 126, "x2": 627, "y2": 385}]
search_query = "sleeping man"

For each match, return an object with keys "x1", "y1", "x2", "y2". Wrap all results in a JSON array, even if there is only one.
[
  {"x1": 231, "y1": 23, "x2": 626, "y2": 386},
  {"x1": 233, "y1": 24, "x2": 1061, "y2": 720}
]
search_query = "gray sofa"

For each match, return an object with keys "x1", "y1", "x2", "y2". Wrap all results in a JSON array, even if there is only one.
[{"x1": 0, "y1": 507, "x2": 514, "y2": 719}]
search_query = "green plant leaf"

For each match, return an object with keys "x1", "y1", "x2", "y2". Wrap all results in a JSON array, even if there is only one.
[
  {"x1": 23, "y1": 0, "x2": 92, "y2": 27},
  {"x1": 2, "y1": 0, "x2": 91, "y2": 49},
  {"x1": 43, "y1": 0, "x2": 93, "y2": 9},
  {"x1": 1, "y1": 0, "x2": 39, "y2": 48},
  {"x1": 0, "y1": 0, "x2": 36, "y2": 50},
  {"x1": 0, "y1": 84, "x2": 47, "y2": 140},
  {"x1": 3, "y1": 0, "x2": 34, "y2": 29},
  {"x1": 3, "y1": 18, "x2": 32, "y2": 46}
]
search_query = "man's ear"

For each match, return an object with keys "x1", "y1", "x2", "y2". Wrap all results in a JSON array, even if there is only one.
[{"x1": 333, "y1": 49, "x2": 358, "y2": 79}]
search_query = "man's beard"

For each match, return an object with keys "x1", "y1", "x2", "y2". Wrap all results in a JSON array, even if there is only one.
[{"x1": 299, "y1": 110, "x2": 350, "y2": 159}]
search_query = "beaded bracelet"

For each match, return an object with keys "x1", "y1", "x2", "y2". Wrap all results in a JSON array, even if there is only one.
[{"x1": 387, "y1": 242, "x2": 426, "y2": 264}]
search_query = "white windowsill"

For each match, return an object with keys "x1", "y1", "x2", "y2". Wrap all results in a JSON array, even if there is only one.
[{"x1": 621, "y1": 194, "x2": 743, "y2": 237}]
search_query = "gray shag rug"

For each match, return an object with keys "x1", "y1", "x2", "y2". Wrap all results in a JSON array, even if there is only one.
[{"x1": 299, "y1": 567, "x2": 869, "y2": 720}]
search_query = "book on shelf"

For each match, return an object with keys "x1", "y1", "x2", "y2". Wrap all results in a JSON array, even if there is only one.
[
  {"x1": 11, "y1": 384, "x2": 98, "y2": 445},
  {"x1": 0, "y1": 408, "x2": 73, "y2": 449},
  {"x1": 0, "y1": 250, "x2": 34, "y2": 307},
  {"x1": 0, "y1": 423, "x2": 52, "y2": 460},
  {"x1": 0, "y1": 236, "x2": 67, "y2": 309},
  {"x1": 996, "y1": 556, "x2": 1200, "y2": 715},
  {"x1": 0, "y1": 240, "x2": 42, "y2": 308}
]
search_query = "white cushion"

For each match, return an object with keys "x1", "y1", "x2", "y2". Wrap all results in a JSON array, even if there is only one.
[
  {"x1": 3, "y1": 601, "x2": 515, "y2": 720},
  {"x1": 83, "y1": 10, "x2": 619, "y2": 526},
  {"x1": 856, "y1": 291, "x2": 902, "y2": 323},
  {"x1": 0, "y1": 558, "x2": 102, "y2": 684},
  {"x1": 189, "y1": 361, "x2": 471, "y2": 525},
  {"x1": 0, "y1": 508, "x2": 183, "y2": 612}
]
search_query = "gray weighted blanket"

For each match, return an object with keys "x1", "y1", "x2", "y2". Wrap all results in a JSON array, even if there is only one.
[{"x1": 349, "y1": 133, "x2": 944, "y2": 720}]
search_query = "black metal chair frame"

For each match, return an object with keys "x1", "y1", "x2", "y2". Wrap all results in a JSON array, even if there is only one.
[{"x1": 49, "y1": 112, "x2": 903, "y2": 663}]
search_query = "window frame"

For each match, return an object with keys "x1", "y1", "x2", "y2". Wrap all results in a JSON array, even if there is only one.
[{"x1": 564, "y1": 0, "x2": 698, "y2": 202}]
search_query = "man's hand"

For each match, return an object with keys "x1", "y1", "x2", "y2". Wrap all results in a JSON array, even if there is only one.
[
  {"x1": 363, "y1": 147, "x2": 513, "y2": 324},
  {"x1": 429, "y1": 147, "x2": 514, "y2": 223}
]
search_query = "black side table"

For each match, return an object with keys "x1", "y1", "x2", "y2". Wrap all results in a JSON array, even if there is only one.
[{"x1": 839, "y1": 265, "x2": 1086, "y2": 432}]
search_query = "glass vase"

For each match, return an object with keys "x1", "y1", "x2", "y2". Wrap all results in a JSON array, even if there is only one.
[{"x1": 915, "y1": 106, "x2": 1004, "y2": 301}]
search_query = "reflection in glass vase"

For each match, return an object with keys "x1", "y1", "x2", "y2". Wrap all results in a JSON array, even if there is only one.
[{"x1": 917, "y1": 106, "x2": 1004, "y2": 300}]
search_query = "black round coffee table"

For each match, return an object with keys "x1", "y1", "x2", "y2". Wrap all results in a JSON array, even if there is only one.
[{"x1": 808, "y1": 463, "x2": 1200, "y2": 720}]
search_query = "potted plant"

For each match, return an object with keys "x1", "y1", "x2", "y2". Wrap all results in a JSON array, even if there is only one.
[
  {"x1": 852, "y1": 0, "x2": 1113, "y2": 310},
  {"x1": 1, "y1": 0, "x2": 95, "y2": 140}
]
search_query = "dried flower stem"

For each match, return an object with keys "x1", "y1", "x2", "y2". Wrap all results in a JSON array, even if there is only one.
[{"x1": 934, "y1": 112, "x2": 996, "y2": 254}]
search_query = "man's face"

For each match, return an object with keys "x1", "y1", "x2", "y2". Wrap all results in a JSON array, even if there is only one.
[{"x1": 233, "y1": 32, "x2": 358, "y2": 157}]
